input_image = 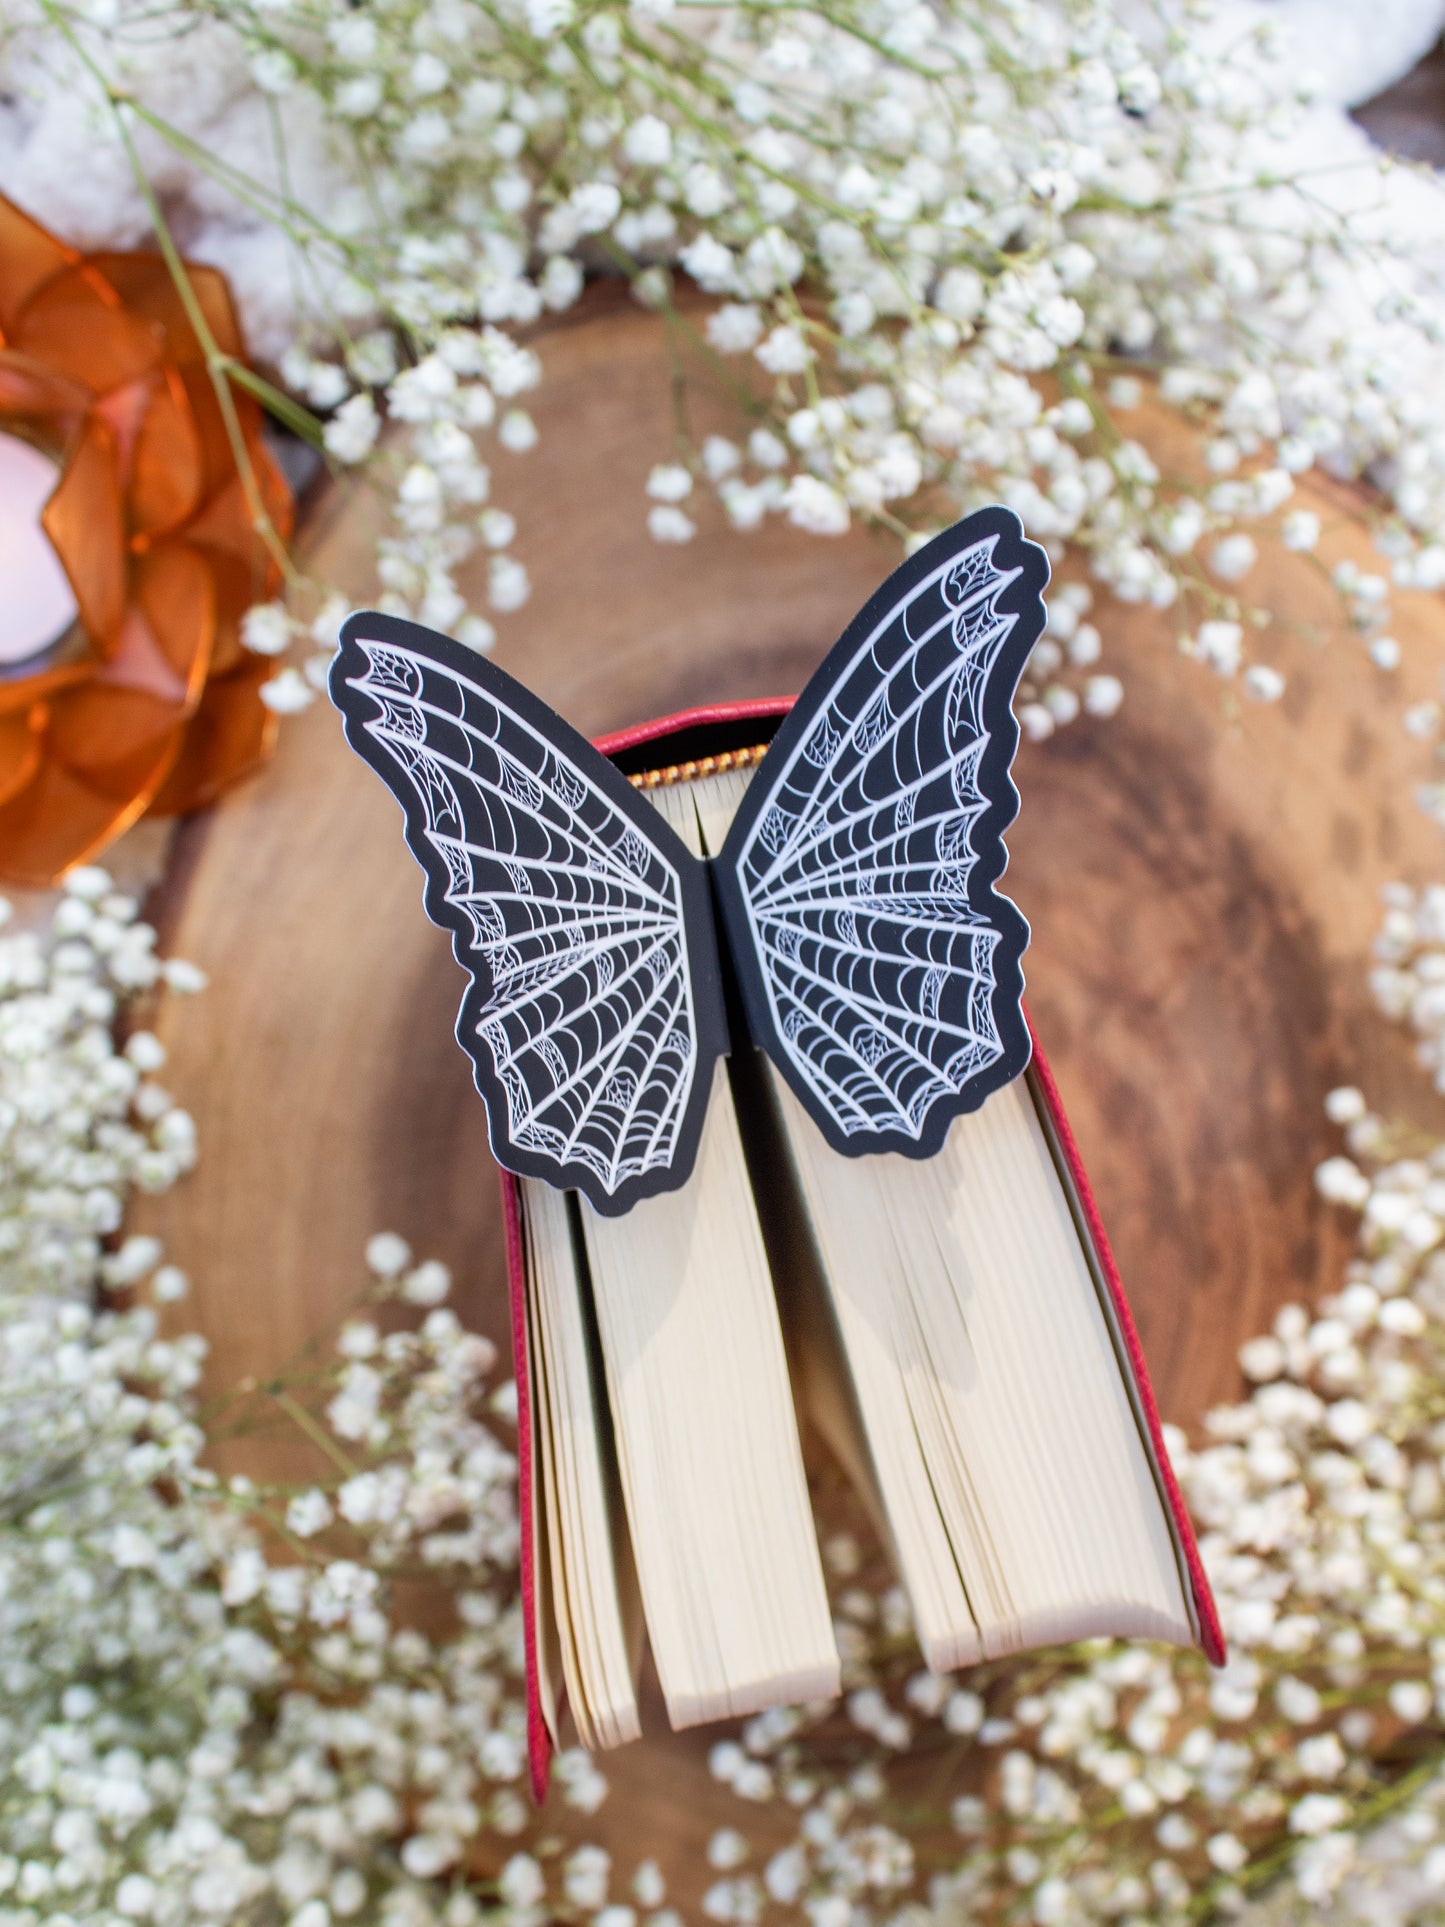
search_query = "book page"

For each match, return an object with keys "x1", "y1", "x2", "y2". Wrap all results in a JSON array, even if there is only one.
[
  {"x1": 574, "y1": 778, "x2": 839, "y2": 1729},
  {"x1": 522, "y1": 1178, "x2": 642, "y2": 1750},
  {"x1": 775, "y1": 1071, "x2": 1193, "y2": 1662},
  {"x1": 520, "y1": 1216, "x2": 562, "y2": 1747},
  {"x1": 687, "y1": 766, "x2": 1192, "y2": 1668}
]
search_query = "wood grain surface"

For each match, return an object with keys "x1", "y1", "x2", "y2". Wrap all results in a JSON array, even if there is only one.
[{"x1": 131, "y1": 291, "x2": 1445, "y2": 1876}]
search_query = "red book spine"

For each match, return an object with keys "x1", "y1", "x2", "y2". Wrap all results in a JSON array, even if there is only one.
[
  {"x1": 1024, "y1": 1016, "x2": 1226, "y2": 1667},
  {"x1": 499, "y1": 698, "x2": 1223, "y2": 1804},
  {"x1": 498, "y1": 1168, "x2": 551, "y2": 1803}
]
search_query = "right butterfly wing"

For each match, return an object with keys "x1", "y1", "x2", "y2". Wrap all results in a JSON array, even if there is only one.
[
  {"x1": 330, "y1": 614, "x2": 725, "y2": 1215},
  {"x1": 714, "y1": 509, "x2": 1043, "y2": 1159}
]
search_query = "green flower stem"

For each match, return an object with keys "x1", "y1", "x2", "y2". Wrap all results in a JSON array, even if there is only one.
[{"x1": 266, "y1": 1387, "x2": 361, "y2": 1478}]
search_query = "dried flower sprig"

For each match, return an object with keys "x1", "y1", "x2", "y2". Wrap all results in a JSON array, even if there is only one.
[
  {"x1": 672, "y1": 1062, "x2": 1445, "y2": 1925},
  {"x1": 4, "y1": 0, "x2": 1445, "y2": 731},
  {"x1": 11, "y1": 856, "x2": 1445, "y2": 1923},
  {"x1": 0, "y1": 873, "x2": 627, "y2": 1927}
]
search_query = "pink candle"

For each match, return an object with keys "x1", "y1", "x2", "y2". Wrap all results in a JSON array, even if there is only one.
[{"x1": 0, "y1": 432, "x2": 78, "y2": 666}]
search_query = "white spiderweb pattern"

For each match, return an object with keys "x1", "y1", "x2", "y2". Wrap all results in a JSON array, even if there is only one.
[
  {"x1": 731, "y1": 535, "x2": 1025, "y2": 1141},
  {"x1": 352, "y1": 640, "x2": 700, "y2": 1198}
]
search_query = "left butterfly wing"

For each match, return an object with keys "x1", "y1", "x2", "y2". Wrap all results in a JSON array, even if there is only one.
[
  {"x1": 714, "y1": 507, "x2": 1046, "y2": 1159},
  {"x1": 331, "y1": 613, "x2": 726, "y2": 1215}
]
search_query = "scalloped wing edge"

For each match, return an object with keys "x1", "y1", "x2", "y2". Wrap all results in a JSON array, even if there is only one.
[
  {"x1": 329, "y1": 611, "x2": 727, "y2": 1216},
  {"x1": 714, "y1": 506, "x2": 1047, "y2": 1160}
]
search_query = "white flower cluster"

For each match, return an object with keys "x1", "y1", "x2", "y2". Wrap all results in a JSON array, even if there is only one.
[
  {"x1": 242, "y1": 317, "x2": 542, "y2": 708},
  {"x1": 0, "y1": 1264, "x2": 543, "y2": 1927},
  {"x1": 597, "y1": 880, "x2": 1445, "y2": 1927},
  {"x1": 1365, "y1": 882, "x2": 1445, "y2": 1100},
  {"x1": 648, "y1": 1069, "x2": 1445, "y2": 1927},
  {"x1": 11, "y1": 807, "x2": 1445, "y2": 1927},
  {"x1": 0, "y1": 867, "x2": 201, "y2": 1306},
  {"x1": 0, "y1": 881, "x2": 635, "y2": 1927},
  {"x1": 8, "y1": 0, "x2": 1445, "y2": 719}
]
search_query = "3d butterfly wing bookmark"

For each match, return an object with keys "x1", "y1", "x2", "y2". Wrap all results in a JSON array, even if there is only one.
[
  {"x1": 329, "y1": 613, "x2": 728, "y2": 1215},
  {"x1": 713, "y1": 506, "x2": 1048, "y2": 1159},
  {"x1": 329, "y1": 505, "x2": 1048, "y2": 1202}
]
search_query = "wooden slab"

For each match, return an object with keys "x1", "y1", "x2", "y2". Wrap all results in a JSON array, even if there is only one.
[{"x1": 132, "y1": 292, "x2": 1445, "y2": 1869}]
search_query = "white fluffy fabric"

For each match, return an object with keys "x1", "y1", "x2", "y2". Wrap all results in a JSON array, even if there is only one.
[
  {"x1": 0, "y1": 10, "x2": 351, "y2": 359},
  {"x1": 1257, "y1": 0, "x2": 1445, "y2": 106},
  {"x1": 1, "y1": 1, "x2": 1444, "y2": 362}
]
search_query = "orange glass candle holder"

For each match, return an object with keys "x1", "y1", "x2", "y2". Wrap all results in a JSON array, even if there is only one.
[{"x1": 0, "y1": 192, "x2": 294, "y2": 887}]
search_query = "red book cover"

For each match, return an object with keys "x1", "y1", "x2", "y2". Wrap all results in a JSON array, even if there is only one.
[{"x1": 500, "y1": 698, "x2": 1224, "y2": 1804}]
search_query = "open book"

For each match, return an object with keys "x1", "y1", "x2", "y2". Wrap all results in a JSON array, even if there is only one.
[
  {"x1": 329, "y1": 511, "x2": 1224, "y2": 1798},
  {"x1": 506, "y1": 742, "x2": 1221, "y2": 1782}
]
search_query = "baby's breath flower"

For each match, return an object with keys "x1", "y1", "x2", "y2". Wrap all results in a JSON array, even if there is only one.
[
  {"x1": 647, "y1": 464, "x2": 693, "y2": 503},
  {"x1": 1317, "y1": 1156, "x2": 1372, "y2": 1208},
  {"x1": 498, "y1": 411, "x2": 539, "y2": 454},
  {"x1": 624, "y1": 114, "x2": 672, "y2": 168},
  {"x1": 783, "y1": 476, "x2": 849, "y2": 537},
  {"x1": 708, "y1": 305, "x2": 764, "y2": 354},
  {"x1": 286, "y1": 1486, "x2": 336, "y2": 1537},
  {"x1": 648, "y1": 505, "x2": 697, "y2": 543},
  {"x1": 1244, "y1": 664, "x2": 1287, "y2": 703},
  {"x1": 13, "y1": 0, "x2": 1445, "y2": 714},
  {"x1": 1083, "y1": 674, "x2": 1124, "y2": 718},
  {"x1": 1371, "y1": 635, "x2": 1403, "y2": 670},
  {"x1": 0, "y1": 892, "x2": 550, "y2": 1925},
  {"x1": 260, "y1": 667, "x2": 316, "y2": 715},
  {"x1": 325, "y1": 393, "x2": 381, "y2": 465},
  {"x1": 241, "y1": 601, "x2": 295, "y2": 656},
  {"x1": 755, "y1": 325, "x2": 811, "y2": 376},
  {"x1": 489, "y1": 555, "x2": 531, "y2": 611},
  {"x1": 17, "y1": 8, "x2": 1445, "y2": 1921}
]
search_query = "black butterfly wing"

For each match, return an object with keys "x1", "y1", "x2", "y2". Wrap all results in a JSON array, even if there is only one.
[
  {"x1": 714, "y1": 508, "x2": 1046, "y2": 1158},
  {"x1": 331, "y1": 614, "x2": 726, "y2": 1215}
]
